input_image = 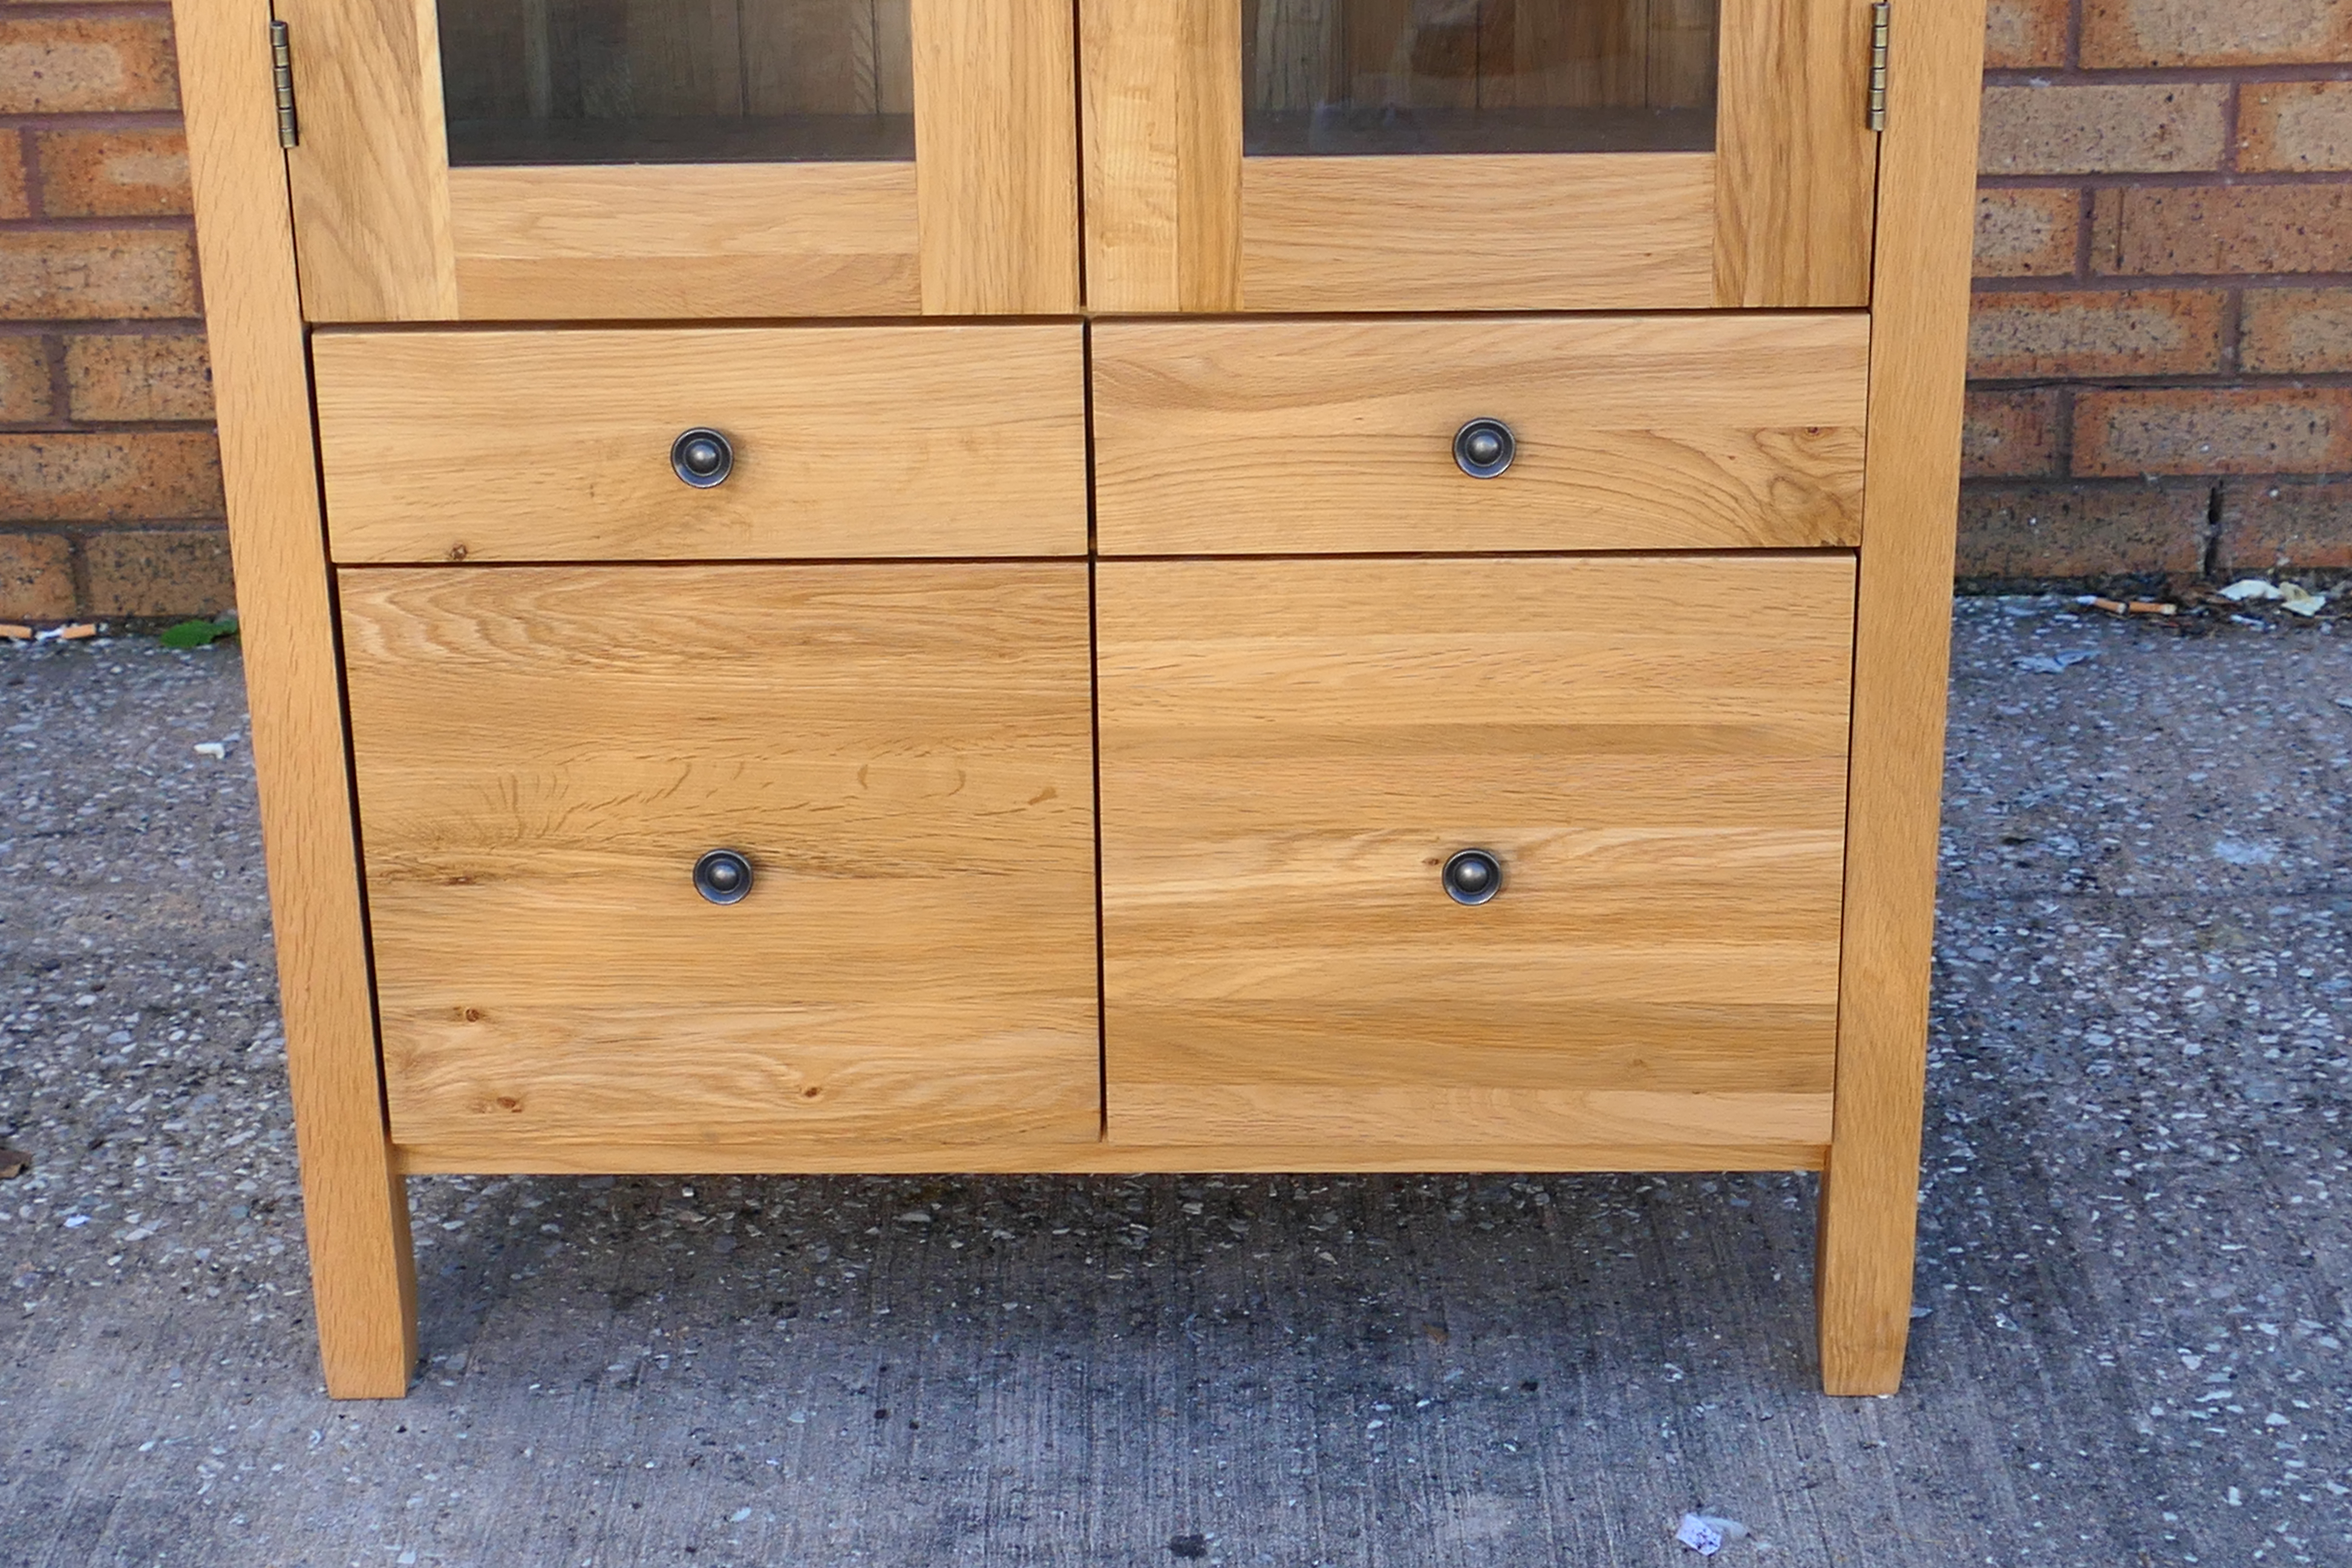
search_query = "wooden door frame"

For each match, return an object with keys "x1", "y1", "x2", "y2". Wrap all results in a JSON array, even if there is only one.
[
  {"x1": 275, "y1": 0, "x2": 1079, "y2": 321},
  {"x1": 1080, "y1": 0, "x2": 1880, "y2": 313}
]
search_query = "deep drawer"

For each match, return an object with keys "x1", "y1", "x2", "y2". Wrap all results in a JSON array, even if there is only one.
[
  {"x1": 1095, "y1": 553, "x2": 1855, "y2": 1168},
  {"x1": 340, "y1": 563, "x2": 1101, "y2": 1169},
  {"x1": 1091, "y1": 314, "x2": 1870, "y2": 555},
  {"x1": 315, "y1": 325, "x2": 1089, "y2": 563}
]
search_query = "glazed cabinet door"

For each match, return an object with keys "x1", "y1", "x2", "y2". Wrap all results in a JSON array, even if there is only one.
[
  {"x1": 1079, "y1": 0, "x2": 1878, "y2": 311},
  {"x1": 275, "y1": 0, "x2": 1079, "y2": 320}
]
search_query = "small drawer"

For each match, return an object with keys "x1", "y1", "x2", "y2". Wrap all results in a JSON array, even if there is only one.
[
  {"x1": 1096, "y1": 554, "x2": 1854, "y2": 1168},
  {"x1": 315, "y1": 325, "x2": 1088, "y2": 563},
  {"x1": 1091, "y1": 314, "x2": 1870, "y2": 556},
  {"x1": 341, "y1": 563, "x2": 1100, "y2": 1169}
]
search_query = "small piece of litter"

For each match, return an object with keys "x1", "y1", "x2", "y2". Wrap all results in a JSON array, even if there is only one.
[
  {"x1": 194, "y1": 742, "x2": 228, "y2": 760},
  {"x1": 2220, "y1": 579, "x2": 2285, "y2": 602},
  {"x1": 2075, "y1": 596, "x2": 2177, "y2": 616},
  {"x1": 57, "y1": 623, "x2": 95, "y2": 640},
  {"x1": 2279, "y1": 583, "x2": 2327, "y2": 618},
  {"x1": 0, "y1": 624, "x2": 30, "y2": 641},
  {"x1": 2012, "y1": 650, "x2": 2097, "y2": 673},
  {"x1": 730, "y1": 1506, "x2": 753, "y2": 1523},
  {"x1": 1676, "y1": 1514, "x2": 1749, "y2": 1557},
  {"x1": 1909, "y1": 1303, "x2": 1933, "y2": 1319},
  {"x1": 0, "y1": 1146, "x2": 30, "y2": 1178}
]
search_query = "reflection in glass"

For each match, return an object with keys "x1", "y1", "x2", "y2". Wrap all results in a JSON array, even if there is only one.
[
  {"x1": 438, "y1": 0, "x2": 914, "y2": 166},
  {"x1": 1243, "y1": 0, "x2": 1717, "y2": 157}
]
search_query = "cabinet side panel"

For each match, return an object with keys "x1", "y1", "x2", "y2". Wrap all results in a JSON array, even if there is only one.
[
  {"x1": 275, "y1": 0, "x2": 459, "y2": 319},
  {"x1": 912, "y1": 0, "x2": 1081, "y2": 313},
  {"x1": 174, "y1": 0, "x2": 417, "y2": 1394},
  {"x1": 1714, "y1": 0, "x2": 1878, "y2": 307},
  {"x1": 1818, "y1": 0, "x2": 1986, "y2": 1395}
]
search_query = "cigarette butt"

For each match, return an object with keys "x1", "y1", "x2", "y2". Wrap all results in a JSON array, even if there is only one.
[
  {"x1": 57, "y1": 623, "x2": 96, "y2": 640},
  {"x1": 2128, "y1": 601, "x2": 2178, "y2": 615},
  {"x1": 0, "y1": 624, "x2": 30, "y2": 641},
  {"x1": 2085, "y1": 597, "x2": 2129, "y2": 614}
]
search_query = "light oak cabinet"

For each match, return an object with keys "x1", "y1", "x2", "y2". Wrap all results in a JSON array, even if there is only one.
[{"x1": 175, "y1": 0, "x2": 1986, "y2": 1399}]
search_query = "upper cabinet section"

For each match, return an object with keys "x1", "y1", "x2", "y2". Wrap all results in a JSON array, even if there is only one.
[
  {"x1": 279, "y1": 0, "x2": 1080, "y2": 321},
  {"x1": 1081, "y1": 0, "x2": 1880, "y2": 313}
]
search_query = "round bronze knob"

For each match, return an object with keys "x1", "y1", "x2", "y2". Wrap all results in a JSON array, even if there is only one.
[
  {"x1": 671, "y1": 428, "x2": 734, "y2": 488},
  {"x1": 1453, "y1": 418, "x2": 1515, "y2": 480},
  {"x1": 1442, "y1": 848, "x2": 1502, "y2": 906},
  {"x1": 693, "y1": 848, "x2": 753, "y2": 904}
]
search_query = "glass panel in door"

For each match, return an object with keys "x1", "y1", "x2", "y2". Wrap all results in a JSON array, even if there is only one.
[
  {"x1": 437, "y1": 0, "x2": 915, "y2": 165},
  {"x1": 1242, "y1": 0, "x2": 1717, "y2": 156}
]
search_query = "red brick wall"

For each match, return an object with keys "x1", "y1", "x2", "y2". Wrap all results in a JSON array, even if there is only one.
[
  {"x1": 2, "y1": 2, "x2": 2348, "y2": 619},
  {"x1": 1967, "y1": 0, "x2": 2352, "y2": 582},
  {"x1": 0, "y1": 3, "x2": 227, "y2": 623}
]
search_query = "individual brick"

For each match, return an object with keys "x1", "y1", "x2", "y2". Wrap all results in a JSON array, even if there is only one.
[
  {"x1": 0, "y1": 531, "x2": 76, "y2": 621},
  {"x1": 2084, "y1": 0, "x2": 2352, "y2": 68},
  {"x1": 2238, "y1": 80, "x2": 2352, "y2": 172},
  {"x1": 0, "y1": 431, "x2": 224, "y2": 521},
  {"x1": 1963, "y1": 389, "x2": 2065, "y2": 479},
  {"x1": 64, "y1": 332, "x2": 212, "y2": 422},
  {"x1": 83, "y1": 527, "x2": 235, "y2": 618},
  {"x1": 2074, "y1": 387, "x2": 2352, "y2": 477},
  {"x1": 0, "y1": 131, "x2": 28, "y2": 220},
  {"x1": 2092, "y1": 184, "x2": 2352, "y2": 275},
  {"x1": 1976, "y1": 188, "x2": 2080, "y2": 278},
  {"x1": 0, "y1": 14, "x2": 180, "y2": 115},
  {"x1": 33, "y1": 128, "x2": 191, "y2": 218},
  {"x1": 1968, "y1": 289, "x2": 2226, "y2": 379},
  {"x1": 0, "y1": 334, "x2": 51, "y2": 422},
  {"x1": 0, "y1": 229, "x2": 198, "y2": 320},
  {"x1": 2219, "y1": 480, "x2": 2352, "y2": 570},
  {"x1": 1979, "y1": 83, "x2": 2229, "y2": 175},
  {"x1": 1956, "y1": 482, "x2": 2210, "y2": 578},
  {"x1": 2239, "y1": 288, "x2": 2352, "y2": 373},
  {"x1": 1985, "y1": 0, "x2": 2070, "y2": 67}
]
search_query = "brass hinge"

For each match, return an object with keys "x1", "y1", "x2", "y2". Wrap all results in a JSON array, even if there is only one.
[
  {"x1": 1867, "y1": 2, "x2": 1890, "y2": 132},
  {"x1": 270, "y1": 19, "x2": 299, "y2": 149}
]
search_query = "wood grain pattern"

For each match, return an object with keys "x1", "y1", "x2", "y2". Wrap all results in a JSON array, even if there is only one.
[
  {"x1": 314, "y1": 324, "x2": 1086, "y2": 561},
  {"x1": 911, "y1": 0, "x2": 1080, "y2": 314},
  {"x1": 1817, "y1": 0, "x2": 1987, "y2": 1397},
  {"x1": 1092, "y1": 313, "x2": 1869, "y2": 555},
  {"x1": 175, "y1": 0, "x2": 417, "y2": 1397},
  {"x1": 276, "y1": 0, "x2": 458, "y2": 319},
  {"x1": 1239, "y1": 152, "x2": 1714, "y2": 312},
  {"x1": 338, "y1": 565, "x2": 1101, "y2": 1169},
  {"x1": 1097, "y1": 555, "x2": 1855, "y2": 1165},
  {"x1": 1080, "y1": 0, "x2": 1243, "y2": 312},
  {"x1": 446, "y1": 162, "x2": 922, "y2": 318},
  {"x1": 1715, "y1": 0, "x2": 1880, "y2": 307}
]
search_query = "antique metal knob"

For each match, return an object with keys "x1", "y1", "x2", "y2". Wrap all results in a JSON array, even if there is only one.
[
  {"x1": 1452, "y1": 418, "x2": 1515, "y2": 479},
  {"x1": 1442, "y1": 848, "x2": 1502, "y2": 906},
  {"x1": 671, "y1": 427, "x2": 734, "y2": 488},
  {"x1": 693, "y1": 848, "x2": 753, "y2": 905}
]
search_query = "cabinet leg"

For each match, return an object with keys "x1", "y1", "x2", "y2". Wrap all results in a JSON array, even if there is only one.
[
  {"x1": 1815, "y1": 1143, "x2": 1918, "y2": 1396},
  {"x1": 304, "y1": 1160, "x2": 419, "y2": 1399}
]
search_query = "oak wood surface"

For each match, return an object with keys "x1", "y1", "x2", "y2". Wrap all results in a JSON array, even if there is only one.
[
  {"x1": 1096, "y1": 554, "x2": 1855, "y2": 1164},
  {"x1": 1239, "y1": 152, "x2": 1715, "y2": 312},
  {"x1": 175, "y1": 0, "x2": 418, "y2": 1397},
  {"x1": 276, "y1": 0, "x2": 457, "y2": 319},
  {"x1": 1817, "y1": 0, "x2": 1986, "y2": 1397},
  {"x1": 339, "y1": 564, "x2": 1102, "y2": 1169},
  {"x1": 1080, "y1": 0, "x2": 1244, "y2": 312},
  {"x1": 1092, "y1": 313, "x2": 1869, "y2": 554},
  {"x1": 314, "y1": 324, "x2": 1087, "y2": 561},
  {"x1": 446, "y1": 162, "x2": 923, "y2": 318},
  {"x1": 1714, "y1": 0, "x2": 1880, "y2": 307},
  {"x1": 911, "y1": 0, "x2": 1081, "y2": 313}
]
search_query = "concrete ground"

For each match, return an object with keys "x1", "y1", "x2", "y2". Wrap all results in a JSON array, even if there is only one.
[{"x1": 1, "y1": 597, "x2": 2348, "y2": 1567}]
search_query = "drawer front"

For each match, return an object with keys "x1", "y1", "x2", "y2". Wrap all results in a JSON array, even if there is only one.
[
  {"x1": 316, "y1": 325, "x2": 1088, "y2": 563},
  {"x1": 342, "y1": 564, "x2": 1100, "y2": 1168},
  {"x1": 1097, "y1": 555, "x2": 1854, "y2": 1167},
  {"x1": 1091, "y1": 315, "x2": 1869, "y2": 555}
]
